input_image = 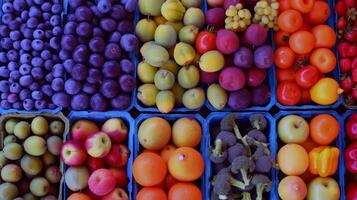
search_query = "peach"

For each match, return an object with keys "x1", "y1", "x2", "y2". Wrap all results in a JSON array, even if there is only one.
[
  {"x1": 65, "y1": 166, "x2": 89, "y2": 192},
  {"x1": 278, "y1": 176, "x2": 307, "y2": 200},
  {"x1": 60, "y1": 140, "x2": 87, "y2": 166},
  {"x1": 101, "y1": 118, "x2": 128, "y2": 143},
  {"x1": 88, "y1": 168, "x2": 116, "y2": 196},
  {"x1": 0, "y1": 183, "x2": 19, "y2": 200},
  {"x1": 1, "y1": 164, "x2": 22, "y2": 182},
  {"x1": 47, "y1": 136, "x2": 62, "y2": 156},
  {"x1": 85, "y1": 132, "x2": 112, "y2": 158},
  {"x1": 30, "y1": 177, "x2": 50, "y2": 197},
  {"x1": 71, "y1": 120, "x2": 99, "y2": 142},
  {"x1": 20, "y1": 155, "x2": 43, "y2": 176}
]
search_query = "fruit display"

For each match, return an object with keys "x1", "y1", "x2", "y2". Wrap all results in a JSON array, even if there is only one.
[
  {"x1": 0, "y1": 114, "x2": 67, "y2": 200},
  {"x1": 209, "y1": 113, "x2": 274, "y2": 199},
  {"x1": 0, "y1": 0, "x2": 64, "y2": 110},
  {"x1": 344, "y1": 112, "x2": 357, "y2": 200},
  {"x1": 276, "y1": 112, "x2": 341, "y2": 200},
  {"x1": 275, "y1": 0, "x2": 342, "y2": 106},
  {"x1": 133, "y1": 116, "x2": 204, "y2": 199},
  {"x1": 60, "y1": 116, "x2": 131, "y2": 199}
]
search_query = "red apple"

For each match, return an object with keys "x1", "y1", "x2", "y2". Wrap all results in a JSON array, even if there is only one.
[
  {"x1": 88, "y1": 168, "x2": 116, "y2": 196},
  {"x1": 85, "y1": 132, "x2": 112, "y2": 158},
  {"x1": 102, "y1": 188, "x2": 129, "y2": 200},
  {"x1": 101, "y1": 118, "x2": 128, "y2": 143},
  {"x1": 84, "y1": 188, "x2": 101, "y2": 199},
  {"x1": 87, "y1": 157, "x2": 106, "y2": 172},
  {"x1": 110, "y1": 168, "x2": 128, "y2": 188},
  {"x1": 71, "y1": 120, "x2": 99, "y2": 142},
  {"x1": 60, "y1": 140, "x2": 87, "y2": 166},
  {"x1": 117, "y1": 144, "x2": 130, "y2": 167}
]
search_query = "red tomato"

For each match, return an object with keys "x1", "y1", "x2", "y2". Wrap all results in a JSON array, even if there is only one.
[
  {"x1": 195, "y1": 31, "x2": 217, "y2": 54},
  {"x1": 277, "y1": 81, "x2": 302, "y2": 106},
  {"x1": 295, "y1": 65, "x2": 320, "y2": 88},
  {"x1": 277, "y1": 68, "x2": 296, "y2": 81},
  {"x1": 300, "y1": 89, "x2": 312, "y2": 104},
  {"x1": 274, "y1": 47, "x2": 296, "y2": 69}
]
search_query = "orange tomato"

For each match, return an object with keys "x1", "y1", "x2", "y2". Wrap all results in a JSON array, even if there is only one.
[
  {"x1": 274, "y1": 47, "x2": 296, "y2": 69},
  {"x1": 310, "y1": 114, "x2": 340, "y2": 145},
  {"x1": 290, "y1": 0, "x2": 314, "y2": 13},
  {"x1": 310, "y1": 48, "x2": 336, "y2": 73},
  {"x1": 137, "y1": 187, "x2": 168, "y2": 200},
  {"x1": 160, "y1": 144, "x2": 177, "y2": 163},
  {"x1": 68, "y1": 193, "x2": 92, "y2": 200},
  {"x1": 303, "y1": 1, "x2": 330, "y2": 25},
  {"x1": 279, "y1": 0, "x2": 291, "y2": 12},
  {"x1": 168, "y1": 183, "x2": 202, "y2": 200},
  {"x1": 278, "y1": 9, "x2": 303, "y2": 33},
  {"x1": 289, "y1": 31, "x2": 315, "y2": 54},
  {"x1": 311, "y1": 25, "x2": 336, "y2": 48},
  {"x1": 165, "y1": 174, "x2": 179, "y2": 191},
  {"x1": 277, "y1": 68, "x2": 296, "y2": 82},
  {"x1": 133, "y1": 152, "x2": 167, "y2": 187},
  {"x1": 274, "y1": 31, "x2": 290, "y2": 47},
  {"x1": 168, "y1": 147, "x2": 204, "y2": 182}
]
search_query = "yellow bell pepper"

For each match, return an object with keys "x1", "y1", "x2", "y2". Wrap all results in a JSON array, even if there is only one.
[{"x1": 309, "y1": 146, "x2": 339, "y2": 177}]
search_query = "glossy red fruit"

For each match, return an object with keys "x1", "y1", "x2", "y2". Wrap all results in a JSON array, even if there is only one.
[
  {"x1": 344, "y1": 0, "x2": 355, "y2": 7},
  {"x1": 352, "y1": 68, "x2": 357, "y2": 82},
  {"x1": 348, "y1": 45, "x2": 357, "y2": 57},
  {"x1": 277, "y1": 81, "x2": 302, "y2": 106},
  {"x1": 195, "y1": 31, "x2": 217, "y2": 54},
  {"x1": 345, "y1": 30, "x2": 357, "y2": 42},
  {"x1": 353, "y1": 57, "x2": 357, "y2": 68},
  {"x1": 352, "y1": 87, "x2": 357, "y2": 101},
  {"x1": 245, "y1": 68, "x2": 267, "y2": 87},
  {"x1": 295, "y1": 65, "x2": 320, "y2": 88},
  {"x1": 338, "y1": 17, "x2": 347, "y2": 29},
  {"x1": 338, "y1": 42, "x2": 351, "y2": 57},
  {"x1": 335, "y1": 1, "x2": 347, "y2": 16},
  {"x1": 340, "y1": 58, "x2": 352, "y2": 72},
  {"x1": 340, "y1": 76, "x2": 354, "y2": 92},
  {"x1": 300, "y1": 89, "x2": 311, "y2": 104}
]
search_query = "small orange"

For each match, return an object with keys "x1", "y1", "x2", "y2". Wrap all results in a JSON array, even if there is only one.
[
  {"x1": 137, "y1": 187, "x2": 167, "y2": 200},
  {"x1": 68, "y1": 193, "x2": 92, "y2": 200},
  {"x1": 133, "y1": 152, "x2": 167, "y2": 187},
  {"x1": 138, "y1": 117, "x2": 172, "y2": 150},
  {"x1": 165, "y1": 174, "x2": 179, "y2": 191},
  {"x1": 168, "y1": 183, "x2": 202, "y2": 200},
  {"x1": 160, "y1": 144, "x2": 177, "y2": 163},
  {"x1": 310, "y1": 114, "x2": 339, "y2": 145},
  {"x1": 168, "y1": 147, "x2": 204, "y2": 182},
  {"x1": 172, "y1": 118, "x2": 202, "y2": 148}
]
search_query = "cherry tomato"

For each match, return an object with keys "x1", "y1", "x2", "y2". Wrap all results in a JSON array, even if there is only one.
[
  {"x1": 310, "y1": 48, "x2": 336, "y2": 73},
  {"x1": 277, "y1": 68, "x2": 296, "y2": 82},
  {"x1": 274, "y1": 47, "x2": 296, "y2": 69},
  {"x1": 290, "y1": 0, "x2": 314, "y2": 13},
  {"x1": 311, "y1": 25, "x2": 336, "y2": 48},
  {"x1": 289, "y1": 31, "x2": 315, "y2": 54},
  {"x1": 195, "y1": 31, "x2": 216, "y2": 54},
  {"x1": 303, "y1": 1, "x2": 330, "y2": 25},
  {"x1": 295, "y1": 65, "x2": 320, "y2": 88},
  {"x1": 278, "y1": 9, "x2": 303, "y2": 33},
  {"x1": 274, "y1": 31, "x2": 290, "y2": 47},
  {"x1": 279, "y1": 0, "x2": 291, "y2": 12},
  {"x1": 277, "y1": 81, "x2": 302, "y2": 106}
]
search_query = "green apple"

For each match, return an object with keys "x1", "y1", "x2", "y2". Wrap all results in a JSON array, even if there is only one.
[
  {"x1": 278, "y1": 115, "x2": 309, "y2": 144},
  {"x1": 307, "y1": 177, "x2": 340, "y2": 200}
]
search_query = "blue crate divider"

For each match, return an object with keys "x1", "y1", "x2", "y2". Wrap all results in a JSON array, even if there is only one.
[
  {"x1": 274, "y1": 110, "x2": 345, "y2": 200},
  {"x1": 61, "y1": 111, "x2": 135, "y2": 200},
  {"x1": 205, "y1": 112, "x2": 277, "y2": 200},
  {"x1": 275, "y1": 0, "x2": 342, "y2": 110},
  {"x1": 133, "y1": 113, "x2": 208, "y2": 199},
  {"x1": 133, "y1": 1, "x2": 207, "y2": 113}
]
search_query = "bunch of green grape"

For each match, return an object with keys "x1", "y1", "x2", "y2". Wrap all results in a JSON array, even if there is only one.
[
  {"x1": 253, "y1": 0, "x2": 279, "y2": 30},
  {"x1": 225, "y1": 4, "x2": 252, "y2": 32}
]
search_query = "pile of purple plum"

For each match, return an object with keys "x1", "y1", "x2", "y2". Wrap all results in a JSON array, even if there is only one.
[
  {"x1": 56, "y1": 0, "x2": 137, "y2": 111},
  {"x1": 0, "y1": 0, "x2": 63, "y2": 110}
]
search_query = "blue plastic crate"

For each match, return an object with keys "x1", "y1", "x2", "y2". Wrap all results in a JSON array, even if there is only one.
[
  {"x1": 133, "y1": 113, "x2": 207, "y2": 199},
  {"x1": 275, "y1": 0, "x2": 342, "y2": 110},
  {"x1": 133, "y1": 1, "x2": 207, "y2": 113},
  {"x1": 274, "y1": 111, "x2": 345, "y2": 200},
  {"x1": 61, "y1": 111, "x2": 135, "y2": 200},
  {"x1": 205, "y1": 112, "x2": 277, "y2": 200}
]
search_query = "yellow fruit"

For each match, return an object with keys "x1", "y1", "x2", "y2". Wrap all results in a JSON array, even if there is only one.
[
  {"x1": 179, "y1": 25, "x2": 199, "y2": 44},
  {"x1": 138, "y1": 117, "x2": 171, "y2": 150},
  {"x1": 199, "y1": 50, "x2": 225, "y2": 72},
  {"x1": 207, "y1": 84, "x2": 228, "y2": 110},
  {"x1": 165, "y1": 21, "x2": 184, "y2": 33},
  {"x1": 154, "y1": 16, "x2": 167, "y2": 25},
  {"x1": 174, "y1": 42, "x2": 196, "y2": 66},
  {"x1": 141, "y1": 43, "x2": 170, "y2": 67},
  {"x1": 172, "y1": 83, "x2": 186, "y2": 106},
  {"x1": 154, "y1": 24, "x2": 177, "y2": 48},
  {"x1": 183, "y1": 8, "x2": 205, "y2": 28},
  {"x1": 310, "y1": 78, "x2": 343, "y2": 105},
  {"x1": 161, "y1": 0, "x2": 186, "y2": 22},
  {"x1": 182, "y1": 88, "x2": 205, "y2": 109},
  {"x1": 137, "y1": 84, "x2": 159, "y2": 106},
  {"x1": 154, "y1": 69, "x2": 175, "y2": 90},
  {"x1": 181, "y1": 0, "x2": 201, "y2": 8},
  {"x1": 172, "y1": 118, "x2": 202, "y2": 148},
  {"x1": 136, "y1": 19, "x2": 158, "y2": 42},
  {"x1": 138, "y1": 62, "x2": 158, "y2": 83},
  {"x1": 177, "y1": 65, "x2": 200, "y2": 89},
  {"x1": 139, "y1": 0, "x2": 166, "y2": 16},
  {"x1": 140, "y1": 41, "x2": 156, "y2": 54},
  {"x1": 161, "y1": 59, "x2": 180, "y2": 75},
  {"x1": 156, "y1": 90, "x2": 175, "y2": 113}
]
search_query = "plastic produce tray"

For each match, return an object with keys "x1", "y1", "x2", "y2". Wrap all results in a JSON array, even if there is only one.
[
  {"x1": 61, "y1": 111, "x2": 135, "y2": 200},
  {"x1": 274, "y1": 110, "x2": 345, "y2": 200},
  {"x1": 0, "y1": 111, "x2": 69, "y2": 200},
  {"x1": 133, "y1": 113, "x2": 207, "y2": 199},
  {"x1": 275, "y1": 0, "x2": 342, "y2": 109},
  {"x1": 204, "y1": 112, "x2": 277, "y2": 200}
]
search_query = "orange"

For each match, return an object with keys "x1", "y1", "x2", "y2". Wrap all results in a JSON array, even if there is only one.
[
  {"x1": 68, "y1": 193, "x2": 92, "y2": 200},
  {"x1": 160, "y1": 144, "x2": 177, "y2": 163},
  {"x1": 303, "y1": 1, "x2": 330, "y2": 25},
  {"x1": 137, "y1": 187, "x2": 167, "y2": 200},
  {"x1": 168, "y1": 147, "x2": 204, "y2": 182},
  {"x1": 310, "y1": 114, "x2": 339, "y2": 145},
  {"x1": 278, "y1": 9, "x2": 303, "y2": 33},
  {"x1": 138, "y1": 117, "x2": 171, "y2": 150},
  {"x1": 165, "y1": 174, "x2": 179, "y2": 191},
  {"x1": 168, "y1": 183, "x2": 202, "y2": 200},
  {"x1": 133, "y1": 152, "x2": 167, "y2": 187},
  {"x1": 310, "y1": 48, "x2": 336, "y2": 73},
  {"x1": 172, "y1": 118, "x2": 202, "y2": 148},
  {"x1": 289, "y1": 31, "x2": 315, "y2": 54},
  {"x1": 278, "y1": 144, "x2": 309, "y2": 176},
  {"x1": 311, "y1": 25, "x2": 336, "y2": 48}
]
